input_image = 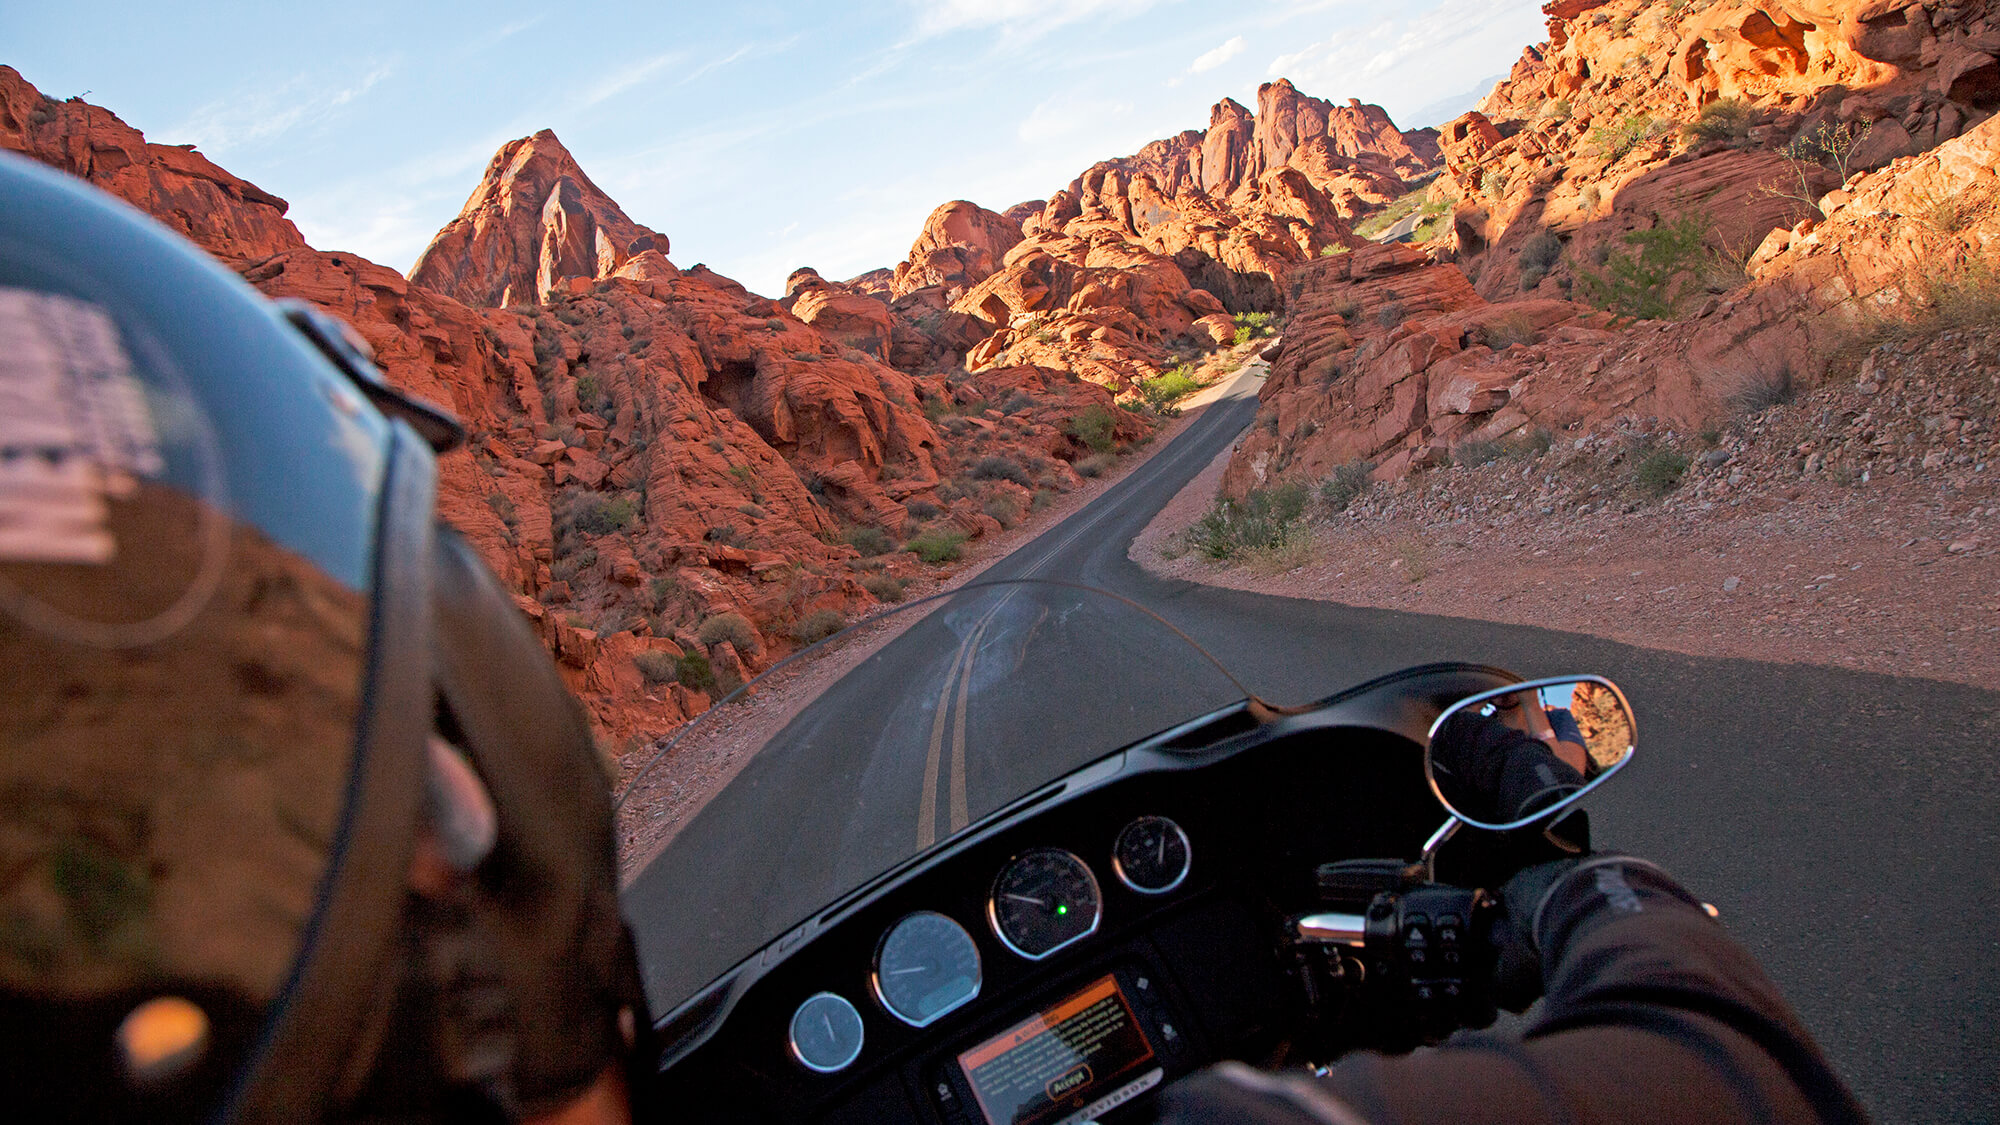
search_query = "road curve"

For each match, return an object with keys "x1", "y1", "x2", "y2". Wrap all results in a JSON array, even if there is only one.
[{"x1": 625, "y1": 367, "x2": 1999, "y2": 1122}]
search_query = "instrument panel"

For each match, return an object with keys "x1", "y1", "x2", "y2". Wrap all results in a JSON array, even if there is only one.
[{"x1": 787, "y1": 816, "x2": 1192, "y2": 1078}]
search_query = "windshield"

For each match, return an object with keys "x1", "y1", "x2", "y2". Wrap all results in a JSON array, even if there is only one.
[{"x1": 617, "y1": 580, "x2": 1250, "y2": 1017}]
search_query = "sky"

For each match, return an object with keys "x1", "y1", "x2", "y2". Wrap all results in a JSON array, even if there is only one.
[{"x1": 5, "y1": 1, "x2": 1547, "y2": 298}]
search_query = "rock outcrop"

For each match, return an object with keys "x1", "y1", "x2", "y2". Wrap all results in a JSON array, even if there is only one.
[
  {"x1": 0, "y1": 68, "x2": 1147, "y2": 753},
  {"x1": 1222, "y1": 0, "x2": 2000, "y2": 502},
  {"x1": 873, "y1": 80, "x2": 1436, "y2": 398},
  {"x1": 410, "y1": 129, "x2": 671, "y2": 307}
]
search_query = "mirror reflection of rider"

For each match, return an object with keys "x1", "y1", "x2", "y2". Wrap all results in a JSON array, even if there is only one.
[{"x1": 1429, "y1": 707, "x2": 1588, "y2": 824}]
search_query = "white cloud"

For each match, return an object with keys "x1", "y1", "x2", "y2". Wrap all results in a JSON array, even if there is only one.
[
  {"x1": 579, "y1": 51, "x2": 686, "y2": 109},
  {"x1": 170, "y1": 65, "x2": 392, "y2": 155},
  {"x1": 1265, "y1": 0, "x2": 1544, "y2": 121},
  {"x1": 904, "y1": 0, "x2": 1169, "y2": 39},
  {"x1": 1017, "y1": 94, "x2": 1134, "y2": 144},
  {"x1": 1190, "y1": 35, "x2": 1246, "y2": 73}
]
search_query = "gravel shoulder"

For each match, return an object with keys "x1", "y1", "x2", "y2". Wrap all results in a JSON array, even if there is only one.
[{"x1": 1135, "y1": 334, "x2": 1999, "y2": 692}]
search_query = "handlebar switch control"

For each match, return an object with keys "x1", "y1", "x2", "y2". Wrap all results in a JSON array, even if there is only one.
[{"x1": 1360, "y1": 886, "x2": 1500, "y2": 1046}]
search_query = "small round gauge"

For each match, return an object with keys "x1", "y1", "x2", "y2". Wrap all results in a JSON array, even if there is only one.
[
  {"x1": 873, "y1": 911, "x2": 982, "y2": 1027},
  {"x1": 1113, "y1": 815, "x2": 1192, "y2": 894},
  {"x1": 788, "y1": 992, "x2": 864, "y2": 1073},
  {"x1": 988, "y1": 848, "x2": 1102, "y2": 960}
]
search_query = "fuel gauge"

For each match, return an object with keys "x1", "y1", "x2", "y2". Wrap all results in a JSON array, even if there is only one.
[{"x1": 1113, "y1": 815, "x2": 1191, "y2": 894}]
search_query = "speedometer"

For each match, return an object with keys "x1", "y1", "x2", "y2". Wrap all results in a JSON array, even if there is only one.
[
  {"x1": 1113, "y1": 815, "x2": 1191, "y2": 894},
  {"x1": 988, "y1": 848, "x2": 1102, "y2": 960},
  {"x1": 873, "y1": 911, "x2": 982, "y2": 1027}
]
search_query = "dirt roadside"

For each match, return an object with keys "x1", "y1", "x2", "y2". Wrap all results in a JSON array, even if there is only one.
[{"x1": 1134, "y1": 334, "x2": 2000, "y2": 693}]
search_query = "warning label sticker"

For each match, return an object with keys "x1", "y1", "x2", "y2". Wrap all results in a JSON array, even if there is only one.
[{"x1": 0, "y1": 287, "x2": 164, "y2": 564}]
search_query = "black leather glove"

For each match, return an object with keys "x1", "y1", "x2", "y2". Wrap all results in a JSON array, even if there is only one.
[{"x1": 1485, "y1": 857, "x2": 1578, "y2": 1012}]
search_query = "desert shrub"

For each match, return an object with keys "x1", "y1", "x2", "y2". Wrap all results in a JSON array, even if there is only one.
[
  {"x1": 1573, "y1": 211, "x2": 1710, "y2": 320},
  {"x1": 485, "y1": 492, "x2": 518, "y2": 527},
  {"x1": 704, "y1": 524, "x2": 746, "y2": 547},
  {"x1": 790, "y1": 609, "x2": 846, "y2": 645},
  {"x1": 1454, "y1": 440, "x2": 1509, "y2": 468},
  {"x1": 862, "y1": 573, "x2": 907, "y2": 603},
  {"x1": 1330, "y1": 298, "x2": 1362, "y2": 321},
  {"x1": 1590, "y1": 113, "x2": 1665, "y2": 162},
  {"x1": 982, "y1": 494, "x2": 1022, "y2": 528},
  {"x1": 1376, "y1": 301, "x2": 1408, "y2": 330},
  {"x1": 1685, "y1": 98, "x2": 1753, "y2": 144},
  {"x1": 843, "y1": 525, "x2": 895, "y2": 557},
  {"x1": 1633, "y1": 448, "x2": 1691, "y2": 496},
  {"x1": 634, "y1": 651, "x2": 679, "y2": 685},
  {"x1": 674, "y1": 653, "x2": 716, "y2": 692},
  {"x1": 1063, "y1": 406, "x2": 1118, "y2": 453},
  {"x1": 697, "y1": 612, "x2": 759, "y2": 652},
  {"x1": 560, "y1": 492, "x2": 639, "y2": 537},
  {"x1": 1518, "y1": 229, "x2": 1563, "y2": 289},
  {"x1": 906, "y1": 498, "x2": 943, "y2": 520},
  {"x1": 1074, "y1": 452, "x2": 1118, "y2": 478},
  {"x1": 969, "y1": 455, "x2": 1032, "y2": 486},
  {"x1": 1138, "y1": 366, "x2": 1201, "y2": 410},
  {"x1": 1542, "y1": 98, "x2": 1572, "y2": 121},
  {"x1": 1186, "y1": 482, "x2": 1311, "y2": 561},
  {"x1": 646, "y1": 576, "x2": 677, "y2": 611},
  {"x1": 1719, "y1": 364, "x2": 1798, "y2": 414},
  {"x1": 1000, "y1": 391, "x2": 1036, "y2": 415},
  {"x1": 1319, "y1": 461, "x2": 1374, "y2": 512},
  {"x1": 1232, "y1": 312, "x2": 1277, "y2": 344},
  {"x1": 907, "y1": 528, "x2": 968, "y2": 564},
  {"x1": 549, "y1": 547, "x2": 598, "y2": 585}
]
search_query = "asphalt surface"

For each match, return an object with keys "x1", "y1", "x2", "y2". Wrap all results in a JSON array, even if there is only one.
[{"x1": 626, "y1": 370, "x2": 2000, "y2": 1122}]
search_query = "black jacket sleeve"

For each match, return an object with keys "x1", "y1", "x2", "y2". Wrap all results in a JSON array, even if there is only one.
[
  {"x1": 1429, "y1": 710, "x2": 1584, "y2": 823},
  {"x1": 1157, "y1": 858, "x2": 1870, "y2": 1124}
]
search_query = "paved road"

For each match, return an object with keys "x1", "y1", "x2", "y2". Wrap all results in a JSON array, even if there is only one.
[{"x1": 626, "y1": 369, "x2": 2000, "y2": 1121}]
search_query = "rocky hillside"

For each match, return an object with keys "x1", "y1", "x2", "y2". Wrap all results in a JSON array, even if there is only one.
[
  {"x1": 1226, "y1": 0, "x2": 2000, "y2": 497},
  {"x1": 0, "y1": 67, "x2": 1146, "y2": 750}
]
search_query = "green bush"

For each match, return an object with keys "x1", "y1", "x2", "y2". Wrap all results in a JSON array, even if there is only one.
[
  {"x1": 862, "y1": 573, "x2": 907, "y2": 603},
  {"x1": 790, "y1": 609, "x2": 846, "y2": 644},
  {"x1": 1138, "y1": 366, "x2": 1202, "y2": 410},
  {"x1": 843, "y1": 525, "x2": 895, "y2": 557},
  {"x1": 906, "y1": 498, "x2": 943, "y2": 520},
  {"x1": 1186, "y1": 482, "x2": 1311, "y2": 561},
  {"x1": 697, "y1": 612, "x2": 759, "y2": 652},
  {"x1": 675, "y1": 653, "x2": 716, "y2": 692},
  {"x1": 1074, "y1": 452, "x2": 1118, "y2": 479},
  {"x1": 1062, "y1": 406, "x2": 1118, "y2": 453},
  {"x1": 907, "y1": 528, "x2": 968, "y2": 564},
  {"x1": 634, "y1": 651, "x2": 679, "y2": 685},
  {"x1": 1685, "y1": 98, "x2": 1753, "y2": 144},
  {"x1": 982, "y1": 494, "x2": 1022, "y2": 528},
  {"x1": 969, "y1": 455, "x2": 1032, "y2": 486},
  {"x1": 1573, "y1": 212, "x2": 1711, "y2": 320},
  {"x1": 562, "y1": 492, "x2": 640, "y2": 536},
  {"x1": 1319, "y1": 461, "x2": 1374, "y2": 512},
  {"x1": 1634, "y1": 449, "x2": 1691, "y2": 497},
  {"x1": 1590, "y1": 114, "x2": 1664, "y2": 162}
]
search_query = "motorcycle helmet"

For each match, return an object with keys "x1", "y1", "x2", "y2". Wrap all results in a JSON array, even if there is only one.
[{"x1": 0, "y1": 152, "x2": 645, "y2": 1122}]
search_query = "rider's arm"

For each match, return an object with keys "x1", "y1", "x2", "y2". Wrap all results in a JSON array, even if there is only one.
[
  {"x1": 1157, "y1": 858, "x2": 1870, "y2": 1124},
  {"x1": 1429, "y1": 711, "x2": 1585, "y2": 822}
]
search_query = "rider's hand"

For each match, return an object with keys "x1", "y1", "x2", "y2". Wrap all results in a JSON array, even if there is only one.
[{"x1": 1486, "y1": 858, "x2": 1578, "y2": 1012}]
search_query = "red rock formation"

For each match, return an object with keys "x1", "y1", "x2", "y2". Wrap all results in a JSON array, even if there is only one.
[
  {"x1": 1221, "y1": 0, "x2": 2000, "y2": 501},
  {"x1": 889, "y1": 200, "x2": 1025, "y2": 301},
  {"x1": 410, "y1": 129, "x2": 671, "y2": 307},
  {"x1": 0, "y1": 70, "x2": 1151, "y2": 753}
]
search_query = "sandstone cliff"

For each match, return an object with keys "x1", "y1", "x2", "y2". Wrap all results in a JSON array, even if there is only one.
[
  {"x1": 0, "y1": 66, "x2": 1144, "y2": 752},
  {"x1": 868, "y1": 81, "x2": 1438, "y2": 400},
  {"x1": 1222, "y1": 0, "x2": 2000, "y2": 499}
]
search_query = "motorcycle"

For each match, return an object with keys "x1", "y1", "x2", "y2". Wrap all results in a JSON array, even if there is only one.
[{"x1": 615, "y1": 579, "x2": 1636, "y2": 1124}]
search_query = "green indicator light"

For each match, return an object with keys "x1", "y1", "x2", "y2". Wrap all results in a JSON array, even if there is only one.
[{"x1": 1057, "y1": 904, "x2": 1069, "y2": 916}]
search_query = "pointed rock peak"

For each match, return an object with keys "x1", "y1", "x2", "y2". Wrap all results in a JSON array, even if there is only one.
[
  {"x1": 1212, "y1": 97, "x2": 1254, "y2": 123},
  {"x1": 411, "y1": 130, "x2": 671, "y2": 308}
]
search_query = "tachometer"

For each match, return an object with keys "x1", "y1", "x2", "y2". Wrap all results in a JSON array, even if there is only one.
[
  {"x1": 988, "y1": 848, "x2": 1102, "y2": 960},
  {"x1": 1113, "y1": 815, "x2": 1191, "y2": 894},
  {"x1": 788, "y1": 992, "x2": 864, "y2": 1073},
  {"x1": 873, "y1": 911, "x2": 982, "y2": 1027}
]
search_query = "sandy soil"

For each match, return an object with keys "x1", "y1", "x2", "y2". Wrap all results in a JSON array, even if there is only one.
[{"x1": 1134, "y1": 346, "x2": 2000, "y2": 693}]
